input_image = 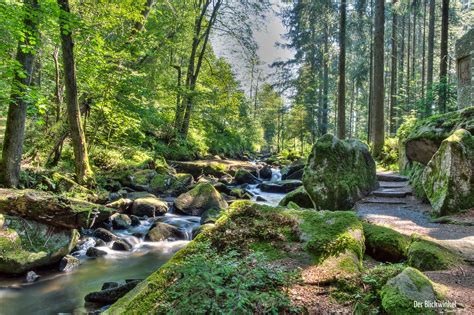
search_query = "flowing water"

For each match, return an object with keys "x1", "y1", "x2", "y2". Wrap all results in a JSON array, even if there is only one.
[{"x1": 0, "y1": 168, "x2": 284, "y2": 315}]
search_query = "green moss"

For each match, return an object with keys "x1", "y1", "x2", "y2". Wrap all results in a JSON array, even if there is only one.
[
  {"x1": 407, "y1": 239, "x2": 462, "y2": 271},
  {"x1": 363, "y1": 223, "x2": 410, "y2": 262},
  {"x1": 294, "y1": 210, "x2": 364, "y2": 264},
  {"x1": 279, "y1": 186, "x2": 314, "y2": 208},
  {"x1": 249, "y1": 241, "x2": 288, "y2": 261}
]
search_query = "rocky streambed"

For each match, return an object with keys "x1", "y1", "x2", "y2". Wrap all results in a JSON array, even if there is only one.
[{"x1": 0, "y1": 160, "x2": 293, "y2": 314}]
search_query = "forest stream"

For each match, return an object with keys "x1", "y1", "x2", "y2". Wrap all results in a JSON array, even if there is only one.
[{"x1": 0, "y1": 168, "x2": 285, "y2": 315}]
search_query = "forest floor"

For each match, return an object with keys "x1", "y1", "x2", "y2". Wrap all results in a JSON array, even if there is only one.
[{"x1": 356, "y1": 171, "x2": 474, "y2": 311}]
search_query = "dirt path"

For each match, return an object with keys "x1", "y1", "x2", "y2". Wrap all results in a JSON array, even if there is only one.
[{"x1": 356, "y1": 172, "x2": 474, "y2": 311}]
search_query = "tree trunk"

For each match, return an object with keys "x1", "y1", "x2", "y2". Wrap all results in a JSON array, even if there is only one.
[
  {"x1": 406, "y1": 9, "x2": 411, "y2": 108},
  {"x1": 438, "y1": 0, "x2": 449, "y2": 113},
  {"x1": 421, "y1": 0, "x2": 427, "y2": 103},
  {"x1": 373, "y1": 0, "x2": 385, "y2": 157},
  {"x1": 132, "y1": 0, "x2": 155, "y2": 33},
  {"x1": 368, "y1": 0, "x2": 374, "y2": 143},
  {"x1": 389, "y1": 0, "x2": 398, "y2": 135},
  {"x1": 0, "y1": 0, "x2": 40, "y2": 188},
  {"x1": 337, "y1": 0, "x2": 346, "y2": 140},
  {"x1": 321, "y1": 28, "x2": 329, "y2": 136},
  {"x1": 57, "y1": 0, "x2": 93, "y2": 185},
  {"x1": 426, "y1": 0, "x2": 435, "y2": 115}
]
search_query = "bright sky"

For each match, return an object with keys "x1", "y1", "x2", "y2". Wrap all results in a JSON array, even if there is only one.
[{"x1": 213, "y1": 1, "x2": 294, "y2": 94}]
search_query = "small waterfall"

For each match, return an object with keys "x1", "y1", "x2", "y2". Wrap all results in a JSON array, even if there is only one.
[{"x1": 271, "y1": 168, "x2": 282, "y2": 182}]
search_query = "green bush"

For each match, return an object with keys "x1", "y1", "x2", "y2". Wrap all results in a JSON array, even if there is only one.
[{"x1": 378, "y1": 137, "x2": 399, "y2": 171}]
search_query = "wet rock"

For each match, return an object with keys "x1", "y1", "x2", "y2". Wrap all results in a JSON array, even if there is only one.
[
  {"x1": 229, "y1": 188, "x2": 252, "y2": 199},
  {"x1": 256, "y1": 196, "x2": 267, "y2": 202},
  {"x1": 95, "y1": 239, "x2": 106, "y2": 247},
  {"x1": 422, "y1": 129, "x2": 474, "y2": 216},
  {"x1": 84, "y1": 280, "x2": 141, "y2": 305},
  {"x1": 259, "y1": 180, "x2": 302, "y2": 193},
  {"x1": 150, "y1": 173, "x2": 194, "y2": 196},
  {"x1": 132, "y1": 232, "x2": 144, "y2": 238},
  {"x1": 101, "y1": 282, "x2": 120, "y2": 290},
  {"x1": 234, "y1": 169, "x2": 260, "y2": 185},
  {"x1": 93, "y1": 228, "x2": 117, "y2": 242},
  {"x1": 126, "y1": 191, "x2": 156, "y2": 200},
  {"x1": 174, "y1": 183, "x2": 228, "y2": 216},
  {"x1": 131, "y1": 197, "x2": 168, "y2": 217},
  {"x1": 86, "y1": 247, "x2": 108, "y2": 257},
  {"x1": 0, "y1": 214, "x2": 79, "y2": 274},
  {"x1": 303, "y1": 134, "x2": 377, "y2": 210},
  {"x1": 259, "y1": 165, "x2": 273, "y2": 180},
  {"x1": 281, "y1": 160, "x2": 305, "y2": 180},
  {"x1": 279, "y1": 186, "x2": 313, "y2": 208},
  {"x1": 145, "y1": 222, "x2": 186, "y2": 241},
  {"x1": 26, "y1": 271, "x2": 40, "y2": 283},
  {"x1": 112, "y1": 239, "x2": 132, "y2": 251},
  {"x1": 130, "y1": 215, "x2": 141, "y2": 227},
  {"x1": 111, "y1": 213, "x2": 131, "y2": 230},
  {"x1": 218, "y1": 174, "x2": 233, "y2": 185},
  {"x1": 59, "y1": 255, "x2": 80, "y2": 272},
  {"x1": 105, "y1": 198, "x2": 132, "y2": 213}
]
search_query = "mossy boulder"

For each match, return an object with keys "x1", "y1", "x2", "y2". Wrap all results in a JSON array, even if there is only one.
[
  {"x1": 0, "y1": 189, "x2": 112, "y2": 229},
  {"x1": 149, "y1": 172, "x2": 194, "y2": 196},
  {"x1": 106, "y1": 202, "x2": 365, "y2": 313},
  {"x1": 0, "y1": 214, "x2": 79, "y2": 274},
  {"x1": 407, "y1": 239, "x2": 462, "y2": 271},
  {"x1": 422, "y1": 129, "x2": 474, "y2": 216},
  {"x1": 401, "y1": 107, "x2": 474, "y2": 166},
  {"x1": 172, "y1": 159, "x2": 259, "y2": 178},
  {"x1": 278, "y1": 186, "x2": 313, "y2": 208},
  {"x1": 380, "y1": 267, "x2": 438, "y2": 315},
  {"x1": 174, "y1": 183, "x2": 228, "y2": 216},
  {"x1": 363, "y1": 223, "x2": 410, "y2": 262},
  {"x1": 303, "y1": 134, "x2": 377, "y2": 210},
  {"x1": 259, "y1": 180, "x2": 302, "y2": 193}
]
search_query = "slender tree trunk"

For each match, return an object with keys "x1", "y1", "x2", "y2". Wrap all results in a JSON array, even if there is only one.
[
  {"x1": 373, "y1": 0, "x2": 385, "y2": 157},
  {"x1": 0, "y1": 0, "x2": 40, "y2": 188},
  {"x1": 337, "y1": 0, "x2": 346, "y2": 139},
  {"x1": 132, "y1": 0, "x2": 155, "y2": 34},
  {"x1": 57, "y1": 0, "x2": 93, "y2": 185},
  {"x1": 321, "y1": 28, "x2": 329, "y2": 135},
  {"x1": 53, "y1": 46, "x2": 62, "y2": 122},
  {"x1": 438, "y1": 0, "x2": 449, "y2": 113},
  {"x1": 406, "y1": 9, "x2": 411, "y2": 109},
  {"x1": 412, "y1": 1, "x2": 417, "y2": 89},
  {"x1": 368, "y1": 0, "x2": 374, "y2": 143},
  {"x1": 421, "y1": 0, "x2": 427, "y2": 103},
  {"x1": 426, "y1": 0, "x2": 435, "y2": 115},
  {"x1": 390, "y1": 0, "x2": 398, "y2": 135}
]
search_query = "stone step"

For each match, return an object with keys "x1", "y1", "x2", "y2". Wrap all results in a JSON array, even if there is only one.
[
  {"x1": 377, "y1": 173, "x2": 409, "y2": 182},
  {"x1": 372, "y1": 190, "x2": 409, "y2": 198},
  {"x1": 361, "y1": 197, "x2": 407, "y2": 204},
  {"x1": 378, "y1": 181, "x2": 409, "y2": 189}
]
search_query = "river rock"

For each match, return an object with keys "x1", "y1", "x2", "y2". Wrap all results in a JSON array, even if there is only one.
[
  {"x1": 150, "y1": 173, "x2": 194, "y2": 196},
  {"x1": 93, "y1": 228, "x2": 117, "y2": 242},
  {"x1": 95, "y1": 239, "x2": 106, "y2": 247},
  {"x1": 259, "y1": 180, "x2": 302, "y2": 193},
  {"x1": 102, "y1": 282, "x2": 120, "y2": 290},
  {"x1": 0, "y1": 189, "x2": 112, "y2": 229},
  {"x1": 86, "y1": 247, "x2": 108, "y2": 257},
  {"x1": 279, "y1": 186, "x2": 313, "y2": 208},
  {"x1": 172, "y1": 159, "x2": 259, "y2": 178},
  {"x1": 145, "y1": 222, "x2": 186, "y2": 241},
  {"x1": 174, "y1": 183, "x2": 228, "y2": 216},
  {"x1": 84, "y1": 279, "x2": 141, "y2": 305},
  {"x1": 218, "y1": 174, "x2": 233, "y2": 185},
  {"x1": 59, "y1": 255, "x2": 80, "y2": 272},
  {"x1": 111, "y1": 213, "x2": 131, "y2": 230},
  {"x1": 130, "y1": 215, "x2": 141, "y2": 227},
  {"x1": 0, "y1": 214, "x2": 79, "y2": 274},
  {"x1": 259, "y1": 165, "x2": 273, "y2": 180},
  {"x1": 422, "y1": 129, "x2": 474, "y2": 216},
  {"x1": 213, "y1": 182, "x2": 232, "y2": 195},
  {"x1": 256, "y1": 196, "x2": 267, "y2": 202},
  {"x1": 380, "y1": 267, "x2": 438, "y2": 314},
  {"x1": 105, "y1": 198, "x2": 132, "y2": 213},
  {"x1": 234, "y1": 168, "x2": 260, "y2": 184},
  {"x1": 303, "y1": 134, "x2": 377, "y2": 210},
  {"x1": 200, "y1": 208, "x2": 222, "y2": 224},
  {"x1": 131, "y1": 197, "x2": 168, "y2": 217},
  {"x1": 282, "y1": 159, "x2": 305, "y2": 180},
  {"x1": 26, "y1": 271, "x2": 40, "y2": 283},
  {"x1": 112, "y1": 239, "x2": 132, "y2": 251},
  {"x1": 192, "y1": 223, "x2": 215, "y2": 239}
]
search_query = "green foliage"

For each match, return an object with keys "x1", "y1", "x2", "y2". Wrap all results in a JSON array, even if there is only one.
[
  {"x1": 377, "y1": 137, "x2": 399, "y2": 171},
  {"x1": 157, "y1": 242, "x2": 300, "y2": 314}
]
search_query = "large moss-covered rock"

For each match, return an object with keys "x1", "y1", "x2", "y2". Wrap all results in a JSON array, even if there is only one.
[
  {"x1": 0, "y1": 214, "x2": 79, "y2": 274},
  {"x1": 407, "y1": 239, "x2": 462, "y2": 271},
  {"x1": 380, "y1": 267, "x2": 439, "y2": 315},
  {"x1": 363, "y1": 223, "x2": 410, "y2": 262},
  {"x1": 0, "y1": 189, "x2": 112, "y2": 229},
  {"x1": 149, "y1": 172, "x2": 194, "y2": 196},
  {"x1": 131, "y1": 197, "x2": 168, "y2": 217},
  {"x1": 422, "y1": 129, "x2": 474, "y2": 215},
  {"x1": 303, "y1": 134, "x2": 377, "y2": 210},
  {"x1": 174, "y1": 183, "x2": 228, "y2": 216},
  {"x1": 401, "y1": 107, "x2": 474, "y2": 166},
  {"x1": 279, "y1": 186, "x2": 313, "y2": 208},
  {"x1": 106, "y1": 202, "x2": 365, "y2": 314},
  {"x1": 172, "y1": 159, "x2": 259, "y2": 178}
]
